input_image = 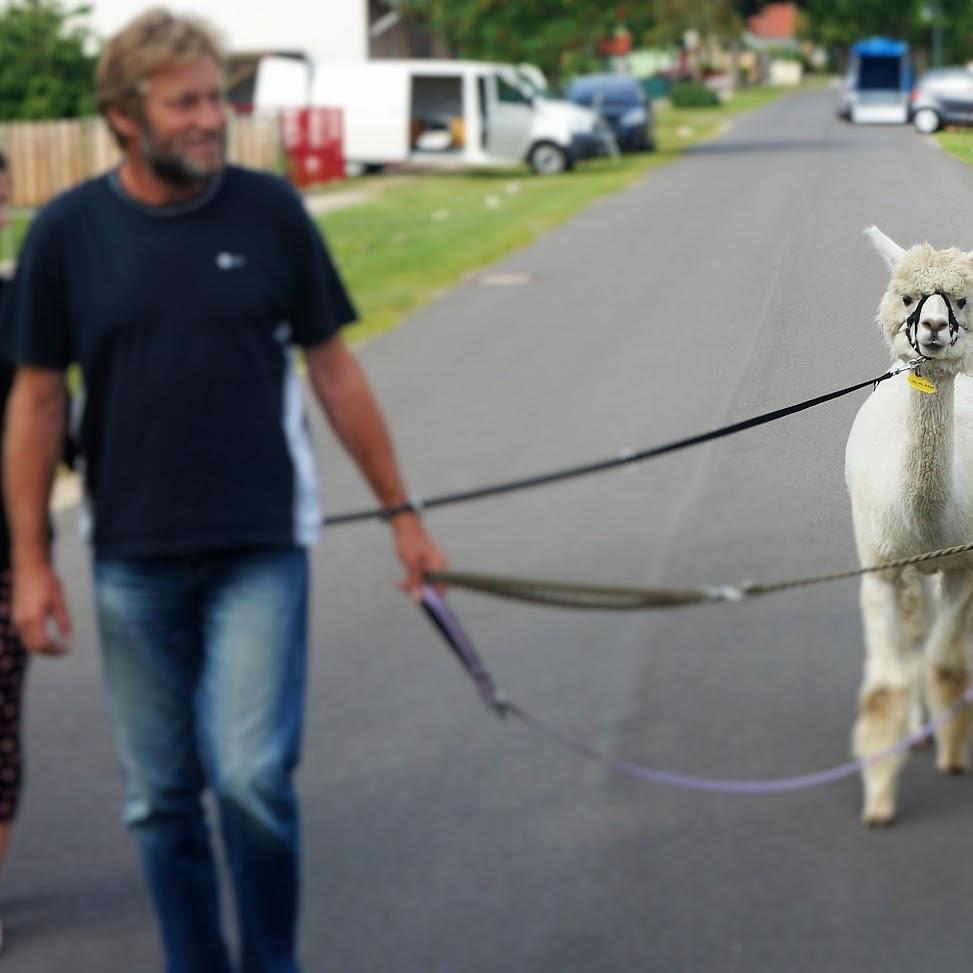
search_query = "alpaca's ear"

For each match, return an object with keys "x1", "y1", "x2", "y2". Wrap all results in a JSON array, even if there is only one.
[{"x1": 864, "y1": 225, "x2": 905, "y2": 271}]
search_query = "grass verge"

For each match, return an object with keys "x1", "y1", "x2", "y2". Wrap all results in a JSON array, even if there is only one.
[
  {"x1": 937, "y1": 128, "x2": 973, "y2": 167},
  {"x1": 323, "y1": 85, "x2": 788, "y2": 344}
]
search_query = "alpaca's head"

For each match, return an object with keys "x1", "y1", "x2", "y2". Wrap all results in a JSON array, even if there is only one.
[{"x1": 866, "y1": 226, "x2": 973, "y2": 374}]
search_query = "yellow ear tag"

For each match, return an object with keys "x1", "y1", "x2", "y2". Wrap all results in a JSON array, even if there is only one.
[{"x1": 908, "y1": 373, "x2": 937, "y2": 394}]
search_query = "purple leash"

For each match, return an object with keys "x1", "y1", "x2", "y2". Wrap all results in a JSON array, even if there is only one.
[{"x1": 419, "y1": 585, "x2": 973, "y2": 795}]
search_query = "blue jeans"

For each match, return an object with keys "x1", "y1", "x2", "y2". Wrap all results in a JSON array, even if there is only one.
[{"x1": 94, "y1": 548, "x2": 309, "y2": 973}]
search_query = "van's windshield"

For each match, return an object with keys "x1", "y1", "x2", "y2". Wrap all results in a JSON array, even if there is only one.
[{"x1": 515, "y1": 70, "x2": 552, "y2": 99}]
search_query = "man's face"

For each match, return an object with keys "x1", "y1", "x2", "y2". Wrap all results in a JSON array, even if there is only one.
[
  {"x1": 0, "y1": 170, "x2": 9, "y2": 230},
  {"x1": 133, "y1": 55, "x2": 228, "y2": 186}
]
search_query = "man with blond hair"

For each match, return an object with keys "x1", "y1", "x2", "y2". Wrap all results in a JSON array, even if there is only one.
[{"x1": 1, "y1": 7, "x2": 445, "y2": 971}]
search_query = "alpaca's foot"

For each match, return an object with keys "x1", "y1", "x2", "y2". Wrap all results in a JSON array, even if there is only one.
[
  {"x1": 927, "y1": 666, "x2": 973, "y2": 774},
  {"x1": 860, "y1": 771, "x2": 900, "y2": 828},
  {"x1": 935, "y1": 733, "x2": 971, "y2": 775},
  {"x1": 862, "y1": 805, "x2": 896, "y2": 828},
  {"x1": 938, "y1": 757, "x2": 971, "y2": 774},
  {"x1": 854, "y1": 687, "x2": 909, "y2": 828}
]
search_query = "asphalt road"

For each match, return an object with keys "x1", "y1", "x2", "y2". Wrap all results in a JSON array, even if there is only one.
[{"x1": 9, "y1": 88, "x2": 973, "y2": 971}]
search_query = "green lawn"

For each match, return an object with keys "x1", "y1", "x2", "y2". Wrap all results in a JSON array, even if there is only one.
[
  {"x1": 937, "y1": 128, "x2": 973, "y2": 167},
  {"x1": 323, "y1": 85, "x2": 788, "y2": 344},
  {"x1": 0, "y1": 214, "x2": 29, "y2": 263}
]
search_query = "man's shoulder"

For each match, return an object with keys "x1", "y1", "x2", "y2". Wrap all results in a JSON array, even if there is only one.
[
  {"x1": 224, "y1": 165, "x2": 302, "y2": 208},
  {"x1": 221, "y1": 167, "x2": 316, "y2": 245},
  {"x1": 33, "y1": 174, "x2": 112, "y2": 235}
]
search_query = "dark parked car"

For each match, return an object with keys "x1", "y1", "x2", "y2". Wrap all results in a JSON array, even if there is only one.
[
  {"x1": 910, "y1": 66, "x2": 973, "y2": 133},
  {"x1": 564, "y1": 74, "x2": 655, "y2": 151}
]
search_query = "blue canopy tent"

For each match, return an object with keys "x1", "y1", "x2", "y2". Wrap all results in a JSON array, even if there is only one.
[{"x1": 846, "y1": 37, "x2": 911, "y2": 124}]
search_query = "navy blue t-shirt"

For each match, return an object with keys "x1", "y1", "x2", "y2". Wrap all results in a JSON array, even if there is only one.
[{"x1": 1, "y1": 166, "x2": 357, "y2": 557}]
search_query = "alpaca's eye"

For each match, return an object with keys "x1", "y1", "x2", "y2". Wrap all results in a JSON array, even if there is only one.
[
  {"x1": 960, "y1": 298, "x2": 968, "y2": 309},
  {"x1": 902, "y1": 295, "x2": 913, "y2": 306}
]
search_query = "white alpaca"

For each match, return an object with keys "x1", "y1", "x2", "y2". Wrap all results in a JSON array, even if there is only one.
[{"x1": 846, "y1": 226, "x2": 973, "y2": 826}]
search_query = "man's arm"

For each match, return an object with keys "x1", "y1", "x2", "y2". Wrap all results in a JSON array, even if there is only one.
[
  {"x1": 3, "y1": 366, "x2": 72, "y2": 654},
  {"x1": 305, "y1": 335, "x2": 446, "y2": 596}
]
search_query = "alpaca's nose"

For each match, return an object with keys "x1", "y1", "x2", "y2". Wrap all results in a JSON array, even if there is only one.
[{"x1": 920, "y1": 295, "x2": 951, "y2": 335}]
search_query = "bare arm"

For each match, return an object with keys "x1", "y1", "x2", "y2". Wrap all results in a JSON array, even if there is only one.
[
  {"x1": 305, "y1": 335, "x2": 446, "y2": 595},
  {"x1": 3, "y1": 367, "x2": 71, "y2": 654}
]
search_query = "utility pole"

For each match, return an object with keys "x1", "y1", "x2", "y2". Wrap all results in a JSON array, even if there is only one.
[{"x1": 922, "y1": 1, "x2": 944, "y2": 68}]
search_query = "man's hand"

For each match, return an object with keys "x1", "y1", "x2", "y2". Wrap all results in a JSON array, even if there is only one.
[
  {"x1": 306, "y1": 337, "x2": 449, "y2": 597},
  {"x1": 12, "y1": 561, "x2": 72, "y2": 656},
  {"x1": 391, "y1": 513, "x2": 447, "y2": 599}
]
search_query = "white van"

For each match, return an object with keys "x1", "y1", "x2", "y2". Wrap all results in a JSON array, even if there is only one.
[{"x1": 298, "y1": 59, "x2": 613, "y2": 175}]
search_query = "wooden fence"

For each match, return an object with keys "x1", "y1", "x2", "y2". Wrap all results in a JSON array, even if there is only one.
[{"x1": 0, "y1": 114, "x2": 283, "y2": 208}]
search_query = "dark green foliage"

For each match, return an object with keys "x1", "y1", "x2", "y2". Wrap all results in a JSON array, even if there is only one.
[
  {"x1": 400, "y1": 0, "x2": 655, "y2": 83},
  {"x1": 670, "y1": 81, "x2": 720, "y2": 106},
  {"x1": 0, "y1": 0, "x2": 97, "y2": 120},
  {"x1": 646, "y1": 0, "x2": 741, "y2": 47},
  {"x1": 803, "y1": 0, "x2": 973, "y2": 65}
]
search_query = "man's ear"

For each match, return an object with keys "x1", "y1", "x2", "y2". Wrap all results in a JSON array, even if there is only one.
[
  {"x1": 105, "y1": 105, "x2": 139, "y2": 145},
  {"x1": 864, "y1": 225, "x2": 905, "y2": 271}
]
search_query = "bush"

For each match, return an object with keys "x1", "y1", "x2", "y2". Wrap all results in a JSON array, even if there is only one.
[{"x1": 669, "y1": 82, "x2": 720, "y2": 108}]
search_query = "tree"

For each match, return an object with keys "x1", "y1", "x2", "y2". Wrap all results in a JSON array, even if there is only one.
[
  {"x1": 647, "y1": 0, "x2": 732, "y2": 46},
  {"x1": 401, "y1": 0, "x2": 655, "y2": 84},
  {"x1": 802, "y1": 0, "x2": 973, "y2": 68},
  {"x1": 0, "y1": 0, "x2": 97, "y2": 121},
  {"x1": 646, "y1": 0, "x2": 758, "y2": 83},
  {"x1": 801, "y1": 0, "x2": 918, "y2": 48}
]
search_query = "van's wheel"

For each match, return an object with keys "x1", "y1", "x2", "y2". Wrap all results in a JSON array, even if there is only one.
[
  {"x1": 529, "y1": 141, "x2": 569, "y2": 175},
  {"x1": 913, "y1": 108, "x2": 941, "y2": 134}
]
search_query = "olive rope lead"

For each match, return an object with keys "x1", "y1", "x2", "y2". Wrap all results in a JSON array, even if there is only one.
[
  {"x1": 423, "y1": 539, "x2": 973, "y2": 611},
  {"x1": 325, "y1": 358, "x2": 927, "y2": 527}
]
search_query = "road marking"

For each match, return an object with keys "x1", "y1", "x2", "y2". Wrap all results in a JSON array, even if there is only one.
[{"x1": 479, "y1": 272, "x2": 531, "y2": 286}]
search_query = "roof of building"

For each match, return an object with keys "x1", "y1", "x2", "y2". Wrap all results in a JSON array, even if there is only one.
[{"x1": 747, "y1": 2, "x2": 799, "y2": 41}]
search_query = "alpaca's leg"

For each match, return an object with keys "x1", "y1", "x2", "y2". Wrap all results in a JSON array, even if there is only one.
[
  {"x1": 853, "y1": 574, "x2": 911, "y2": 826},
  {"x1": 896, "y1": 568, "x2": 932, "y2": 742},
  {"x1": 924, "y1": 571, "x2": 973, "y2": 774}
]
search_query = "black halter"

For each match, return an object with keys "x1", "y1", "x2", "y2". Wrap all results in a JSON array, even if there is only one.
[{"x1": 902, "y1": 291, "x2": 963, "y2": 356}]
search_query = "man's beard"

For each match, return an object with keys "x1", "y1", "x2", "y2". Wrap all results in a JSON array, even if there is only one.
[{"x1": 139, "y1": 125, "x2": 227, "y2": 187}]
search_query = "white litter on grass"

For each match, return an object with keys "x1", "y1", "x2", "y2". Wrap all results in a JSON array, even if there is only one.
[
  {"x1": 505, "y1": 182, "x2": 522, "y2": 195},
  {"x1": 484, "y1": 194, "x2": 501, "y2": 209},
  {"x1": 479, "y1": 272, "x2": 531, "y2": 286},
  {"x1": 676, "y1": 125, "x2": 694, "y2": 138},
  {"x1": 431, "y1": 209, "x2": 452, "y2": 221}
]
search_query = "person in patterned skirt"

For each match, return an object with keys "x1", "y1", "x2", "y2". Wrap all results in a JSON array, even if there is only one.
[{"x1": 0, "y1": 149, "x2": 27, "y2": 952}]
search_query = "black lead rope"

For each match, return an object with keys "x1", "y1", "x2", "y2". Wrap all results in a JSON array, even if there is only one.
[{"x1": 326, "y1": 359, "x2": 925, "y2": 527}]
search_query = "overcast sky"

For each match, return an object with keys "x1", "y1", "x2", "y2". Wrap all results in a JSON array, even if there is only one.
[{"x1": 77, "y1": 0, "x2": 367, "y2": 62}]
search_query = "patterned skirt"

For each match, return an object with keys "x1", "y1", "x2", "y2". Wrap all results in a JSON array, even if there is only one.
[{"x1": 0, "y1": 572, "x2": 26, "y2": 822}]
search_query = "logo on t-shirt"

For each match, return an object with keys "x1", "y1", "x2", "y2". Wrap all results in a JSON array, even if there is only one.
[{"x1": 215, "y1": 251, "x2": 247, "y2": 270}]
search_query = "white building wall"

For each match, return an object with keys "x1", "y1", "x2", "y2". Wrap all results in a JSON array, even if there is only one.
[{"x1": 78, "y1": 0, "x2": 367, "y2": 62}]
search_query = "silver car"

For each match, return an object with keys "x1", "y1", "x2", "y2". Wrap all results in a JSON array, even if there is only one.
[{"x1": 910, "y1": 66, "x2": 973, "y2": 133}]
